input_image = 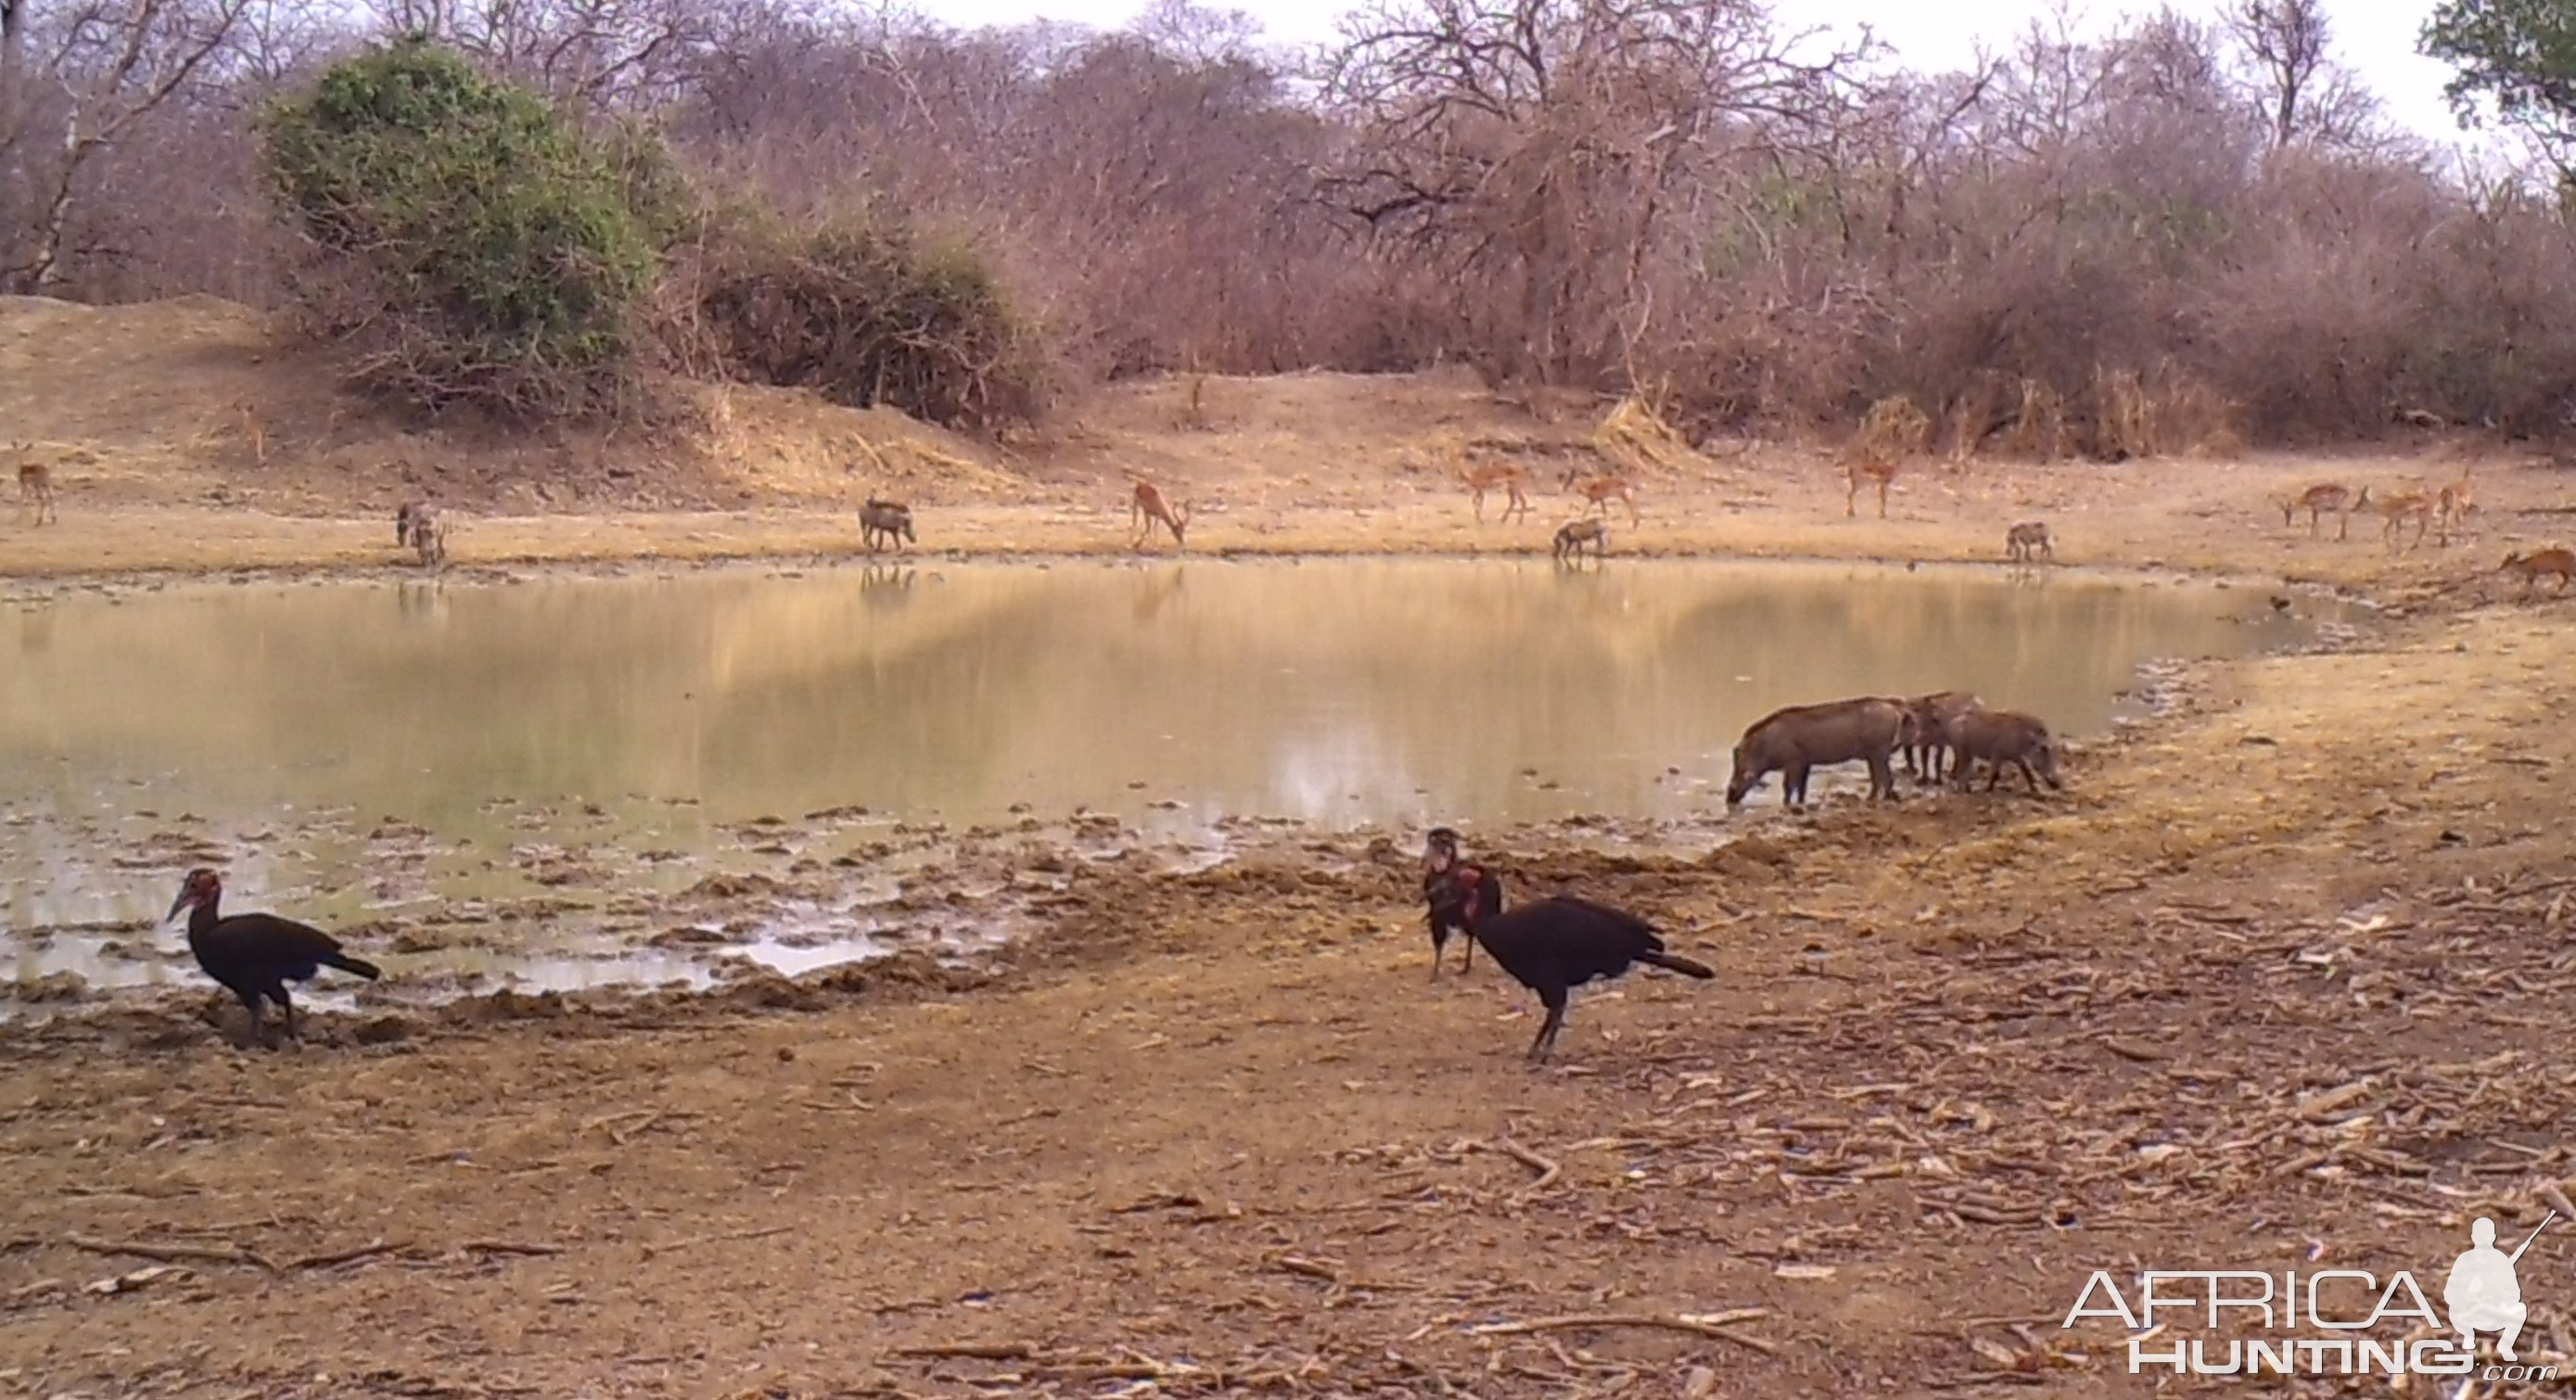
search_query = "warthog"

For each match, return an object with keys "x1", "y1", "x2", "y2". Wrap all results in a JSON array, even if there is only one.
[
  {"x1": 2005, "y1": 521, "x2": 2054, "y2": 563},
  {"x1": 1725, "y1": 696, "x2": 1915, "y2": 809},
  {"x1": 1901, "y1": 690, "x2": 1983, "y2": 785},
  {"x1": 395, "y1": 499, "x2": 430, "y2": 548},
  {"x1": 861, "y1": 498, "x2": 915, "y2": 553},
  {"x1": 1552, "y1": 517, "x2": 1607, "y2": 563},
  {"x1": 407, "y1": 505, "x2": 449, "y2": 567},
  {"x1": 1947, "y1": 708, "x2": 2062, "y2": 793}
]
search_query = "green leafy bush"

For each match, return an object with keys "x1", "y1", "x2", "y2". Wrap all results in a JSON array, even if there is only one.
[{"x1": 261, "y1": 39, "x2": 655, "y2": 419}]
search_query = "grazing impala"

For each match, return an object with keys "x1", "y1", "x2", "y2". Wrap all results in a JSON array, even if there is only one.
[
  {"x1": 2434, "y1": 469, "x2": 2476, "y2": 545},
  {"x1": 1846, "y1": 459, "x2": 1896, "y2": 519},
  {"x1": 1127, "y1": 473, "x2": 1192, "y2": 549},
  {"x1": 2499, "y1": 547, "x2": 2576, "y2": 595},
  {"x1": 15, "y1": 451, "x2": 55, "y2": 526},
  {"x1": 1459, "y1": 463, "x2": 1531, "y2": 523},
  {"x1": 2282, "y1": 482, "x2": 2368, "y2": 540},
  {"x1": 1565, "y1": 469, "x2": 1639, "y2": 526},
  {"x1": 2374, "y1": 486, "x2": 2434, "y2": 552}
]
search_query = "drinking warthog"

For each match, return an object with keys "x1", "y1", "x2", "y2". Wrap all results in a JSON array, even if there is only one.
[
  {"x1": 861, "y1": 498, "x2": 916, "y2": 553},
  {"x1": 1946, "y1": 707, "x2": 2063, "y2": 793},
  {"x1": 2005, "y1": 521, "x2": 2054, "y2": 563},
  {"x1": 1901, "y1": 690, "x2": 1983, "y2": 785},
  {"x1": 395, "y1": 499, "x2": 429, "y2": 548},
  {"x1": 1552, "y1": 517, "x2": 1607, "y2": 563},
  {"x1": 406, "y1": 504, "x2": 449, "y2": 567},
  {"x1": 1725, "y1": 696, "x2": 1915, "y2": 809}
]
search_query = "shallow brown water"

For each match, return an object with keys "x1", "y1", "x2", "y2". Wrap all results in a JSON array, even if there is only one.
[{"x1": 0, "y1": 557, "x2": 2345, "y2": 999}]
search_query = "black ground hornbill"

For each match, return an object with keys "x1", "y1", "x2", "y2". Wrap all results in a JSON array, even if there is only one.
[
  {"x1": 1451, "y1": 892, "x2": 1714, "y2": 1063},
  {"x1": 1421, "y1": 826, "x2": 1503, "y2": 978},
  {"x1": 166, "y1": 867, "x2": 381, "y2": 1048}
]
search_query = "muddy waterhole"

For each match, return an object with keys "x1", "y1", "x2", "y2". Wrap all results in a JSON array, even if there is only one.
[{"x1": 0, "y1": 557, "x2": 2349, "y2": 1009}]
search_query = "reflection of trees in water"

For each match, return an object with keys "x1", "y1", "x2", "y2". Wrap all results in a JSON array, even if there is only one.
[
  {"x1": 0, "y1": 574, "x2": 1062, "y2": 827},
  {"x1": 0, "y1": 561, "x2": 2295, "y2": 832}
]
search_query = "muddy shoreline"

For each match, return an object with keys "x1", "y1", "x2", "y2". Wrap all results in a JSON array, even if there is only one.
[{"x1": 2, "y1": 541, "x2": 2376, "y2": 1035}]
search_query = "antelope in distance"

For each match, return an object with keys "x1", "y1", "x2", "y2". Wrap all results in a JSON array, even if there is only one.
[
  {"x1": 1551, "y1": 517, "x2": 1607, "y2": 563},
  {"x1": 2499, "y1": 547, "x2": 2576, "y2": 596},
  {"x1": 2434, "y1": 468, "x2": 2477, "y2": 545},
  {"x1": 2005, "y1": 521, "x2": 2055, "y2": 564},
  {"x1": 2374, "y1": 485, "x2": 2434, "y2": 552},
  {"x1": 15, "y1": 449, "x2": 55, "y2": 525},
  {"x1": 1127, "y1": 473, "x2": 1192, "y2": 549},
  {"x1": 1564, "y1": 468, "x2": 1640, "y2": 526},
  {"x1": 1460, "y1": 462, "x2": 1531, "y2": 523},
  {"x1": 1845, "y1": 459, "x2": 1896, "y2": 518},
  {"x1": 2281, "y1": 482, "x2": 2368, "y2": 540}
]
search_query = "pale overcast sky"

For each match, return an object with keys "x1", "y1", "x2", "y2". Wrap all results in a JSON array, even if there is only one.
[{"x1": 911, "y1": 0, "x2": 2488, "y2": 154}]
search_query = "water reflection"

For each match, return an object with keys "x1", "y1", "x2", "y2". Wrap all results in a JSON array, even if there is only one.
[
  {"x1": 0, "y1": 558, "x2": 2330, "y2": 834},
  {"x1": 0, "y1": 557, "x2": 2339, "y2": 978}
]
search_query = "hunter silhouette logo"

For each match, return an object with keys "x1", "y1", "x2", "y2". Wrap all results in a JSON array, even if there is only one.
[
  {"x1": 2446, "y1": 1213, "x2": 2552, "y2": 1362},
  {"x1": 2061, "y1": 1209, "x2": 2561, "y2": 1381}
]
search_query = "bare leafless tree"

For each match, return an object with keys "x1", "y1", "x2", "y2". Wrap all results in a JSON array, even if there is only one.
[
  {"x1": 2222, "y1": 0, "x2": 2379, "y2": 150},
  {"x1": 1319, "y1": 0, "x2": 1871, "y2": 384},
  {"x1": 0, "y1": 0, "x2": 259, "y2": 290},
  {"x1": 358, "y1": 0, "x2": 722, "y2": 112}
]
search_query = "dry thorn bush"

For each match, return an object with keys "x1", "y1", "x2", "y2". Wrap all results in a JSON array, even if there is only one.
[
  {"x1": 18, "y1": 0, "x2": 2576, "y2": 452},
  {"x1": 1851, "y1": 395, "x2": 1934, "y2": 468}
]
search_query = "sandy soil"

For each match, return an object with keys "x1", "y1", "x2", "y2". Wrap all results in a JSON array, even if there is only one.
[{"x1": 5, "y1": 294, "x2": 2576, "y2": 1397}]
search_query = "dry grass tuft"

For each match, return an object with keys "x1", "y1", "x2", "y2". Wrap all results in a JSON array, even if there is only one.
[
  {"x1": 1850, "y1": 394, "x2": 1933, "y2": 468},
  {"x1": 1993, "y1": 379, "x2": 2072, "y2": 462},
  {"x1": 2091, "y1": 363, "x2": 2238, "y2": 461},
  {"x1": 1592, "y1": 395, "x2": 1705, "y2": 479}
]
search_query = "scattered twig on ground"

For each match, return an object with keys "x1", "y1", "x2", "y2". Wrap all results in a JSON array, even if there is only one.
[
  {"x1": 1480, "y1": 1138, "x2": 1562, "y2": 1191},
  {"x1": 888, "y1": 1342, "x2": 1035, "y2": 1361},
  {"x1": 640, "y1": 1225, "x2": 791, "y2": 1260},
  {"x1": 287, "y1": 1238, "x2": 410, "y2": 1271},
  {"x1": 1466, "y1": 1310, "x2": 1779, "y2": 1355},
  {"x1": 64, "y1": 1234, "x2": 278, "y2": 1272},
  {"x1": 460, "y1": 1240, "x2": 565, "y2": 1257}
]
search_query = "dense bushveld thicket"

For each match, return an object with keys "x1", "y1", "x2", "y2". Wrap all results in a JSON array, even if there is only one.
[{"x1": 5, "y1": 0, "x2": 2576, "y2": 445}]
